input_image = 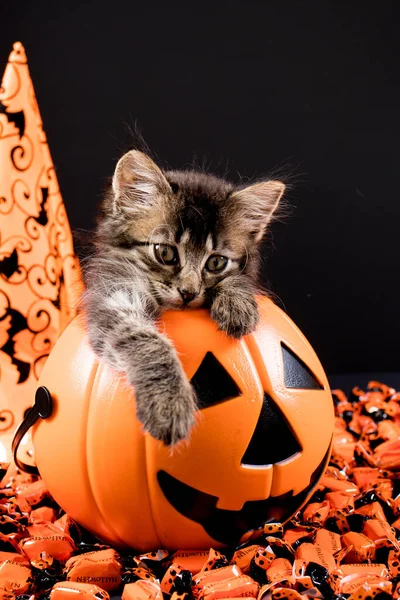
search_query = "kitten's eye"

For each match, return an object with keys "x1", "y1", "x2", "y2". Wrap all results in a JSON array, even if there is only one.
[
  {"x1": 205, "y1": 255, "x2": 228, "y2": 273},
  {"x1": 154, "y1": 244, "x2": 178, "y2": 266}
]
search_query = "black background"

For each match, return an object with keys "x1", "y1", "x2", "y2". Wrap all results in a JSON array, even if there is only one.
[{"x1": 2, "y1": 0, "x2": 399, "y2": 377}]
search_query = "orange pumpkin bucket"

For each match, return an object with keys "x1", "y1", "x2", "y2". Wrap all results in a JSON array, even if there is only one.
[{"x1": 15, "y1": 296, "x2": 334, "y2": 551}]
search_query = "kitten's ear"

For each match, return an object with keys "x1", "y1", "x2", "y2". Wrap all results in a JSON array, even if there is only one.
[
  {"x1": 111, "y1": 150, "x2": 170, "y2": 213},
  {"x1": 230, "y1": 180, "x2": 285, "y2": 241}
]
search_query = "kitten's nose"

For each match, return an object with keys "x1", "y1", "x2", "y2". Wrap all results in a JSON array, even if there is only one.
[{"x1": 178, "y1": 289, "x2": 198, "y2": 304}]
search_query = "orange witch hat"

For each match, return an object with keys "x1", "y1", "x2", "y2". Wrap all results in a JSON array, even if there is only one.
[{"x1": 0, "y1": 42, "x2": 84, "y2": 461}]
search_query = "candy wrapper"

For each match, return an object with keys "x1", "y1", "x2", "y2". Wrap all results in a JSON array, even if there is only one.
[
  {"x1": 64, "y1": 549, "x2": 122, "y2": 591},
  {"x1": 3, "y1": 380, "x2": 400, "y2": 600},
  {"x1": 50, "y1": 582, "x2": 110, "y2": 600}
]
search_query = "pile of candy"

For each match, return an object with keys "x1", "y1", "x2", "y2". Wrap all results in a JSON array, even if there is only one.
[{"x1": 2, "y1": 381, "x2": 400, "y2": 600}]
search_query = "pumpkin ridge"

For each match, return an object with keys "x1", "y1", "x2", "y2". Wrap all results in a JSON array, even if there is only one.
[
  {"x1": 81, "y1": 359, "x2": 108, "y2": 531},
  {"x1": 142, "y1": 428, "x2": 163, "y2": 549},
  {"x1": 85, "y1": 360, "x2": 134, "y2": 547}
]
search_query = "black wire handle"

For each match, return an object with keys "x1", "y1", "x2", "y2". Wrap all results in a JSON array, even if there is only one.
[{"x1": 12, "y1": 386, "x2": 53, "y2": 475}]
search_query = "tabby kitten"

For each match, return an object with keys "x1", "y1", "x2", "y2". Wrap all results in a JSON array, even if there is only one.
[{"x1": 83, "y1": 150, "x2": 285, "y2": 445}]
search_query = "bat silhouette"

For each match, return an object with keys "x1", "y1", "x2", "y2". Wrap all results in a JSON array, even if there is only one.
[
  {"x1": 0, "y1": 101, "x2": 25, "y2": 138},
  {"x1": 0, "y1": 248, "x2": 19, "y2": 279}
]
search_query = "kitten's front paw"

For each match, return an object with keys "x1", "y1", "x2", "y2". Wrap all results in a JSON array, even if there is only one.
[
  {"x1": 211, "y1": 292, "x2": 260, "y2": 338},
  {"x1": 135, "y1": 366, "x2": 198, "y2": 446}
]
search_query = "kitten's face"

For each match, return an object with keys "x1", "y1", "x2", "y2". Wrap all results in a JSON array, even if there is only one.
[
  {"x1": 135, "y1": 201, "x2": 249, "y2": 309},
  {"x1": 140, "y1": 234, "x2": 240, "y2": 309},
  {"x1": 100, "y1": 151, "x2": 285, "y2": 309}
]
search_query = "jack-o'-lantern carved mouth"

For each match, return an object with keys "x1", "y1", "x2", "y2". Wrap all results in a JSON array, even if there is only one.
[
  {"x1": 157, "y1": 443, "x2": 331, "y2": 544},
  {"x1": 158, "y1": 346, "x2": 329, "y2": 544}
]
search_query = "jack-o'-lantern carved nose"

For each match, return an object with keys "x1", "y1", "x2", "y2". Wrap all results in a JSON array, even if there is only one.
[{"x1": 241, "y1": 392, "x2": 302, "y2": 467}]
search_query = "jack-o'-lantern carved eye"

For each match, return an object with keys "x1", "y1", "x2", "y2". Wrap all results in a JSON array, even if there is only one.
[
  {"x1": 191, "y1": 351, "x2": 241, "y2": 409},
  {"x1": 281, "y1": 342, "x2": 324, "y2": 390}
]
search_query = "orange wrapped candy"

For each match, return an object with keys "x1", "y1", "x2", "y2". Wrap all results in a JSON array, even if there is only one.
[
  {"x1": 171, "y1": 550, "x2": 210, "y2": 575},
  {"x1": 253, "y1": 547, "x2": 275, "y2": 571},
  {"x1": 170, "y1": 594, "x2": 191, "y2": 600},
  {"x1": 388, "y1": 550, "x2": 400, "y2": 577},
  {"x1": 302, "y1": 501, "x2": 331, "y2": 525},
  {"x1": 363, "y1": 517, "x2": 399, "y2": 550},
  {"x1": 351, "y1": 467, "x2": 380, "y2": 490},
  {"x1": 314, "y1": 528, "x2": 342, "y2": 554},
  {"x1": 231, "y1": 546, "x2": 260, "y2": 573},
  {"x1": 199, "y1": 550, "x2": 226, "y2": 572},
  {"x1": 341, "y1": 532, "x2": 376, "y2": 563},
  {"x1": 160, "y1": 563, "x2": 183, "y2": 594},
  {"x1": 17, "y1": 480, "x2": 49, "y2": 506},
  {"x1": 337, "y1": 573, "x2": 391, "y2": 596},
  {"x1": 50, "y1": 582, "x2": 110, "y2": 600},
  {"x1": 325, "y1": 491, "x2": 354, "y2": 511},
  {"x1": 122, "y1": 580, "x2": 163, "y2": 600},
  {"x1": 29, "y1": 506, "x2": 56, "y2": 523},
  {"x1": 0, "y1": 555, "x2": 31, "y2": 594},
  {"x1": 198, "y1": 575, "x2": 259, "y2": 600},
  {"x1": 19, "y1": 522, "x2": 76, "y2": 562},
  {"x1": 295, "y1": 542, "x2": 335, "y2": 572},
  {"x1": 0, "y1": 587, "x2": 17, "y2": 600},
  {"x1": 283, "y1": 526, "x2": 314, "y2": 545},
  {"x1": 65, "y1": 548, "x2": 122, "y2": 592},
  {"x1": 193, "y1": 565, "x2": 242, "y2": 595},
  {"x1": 0, "y1": 553, "x2": 29, "y2": 566},
  {"x1": 266, "y1": 558, "x2": 293, "y2": 583}
]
